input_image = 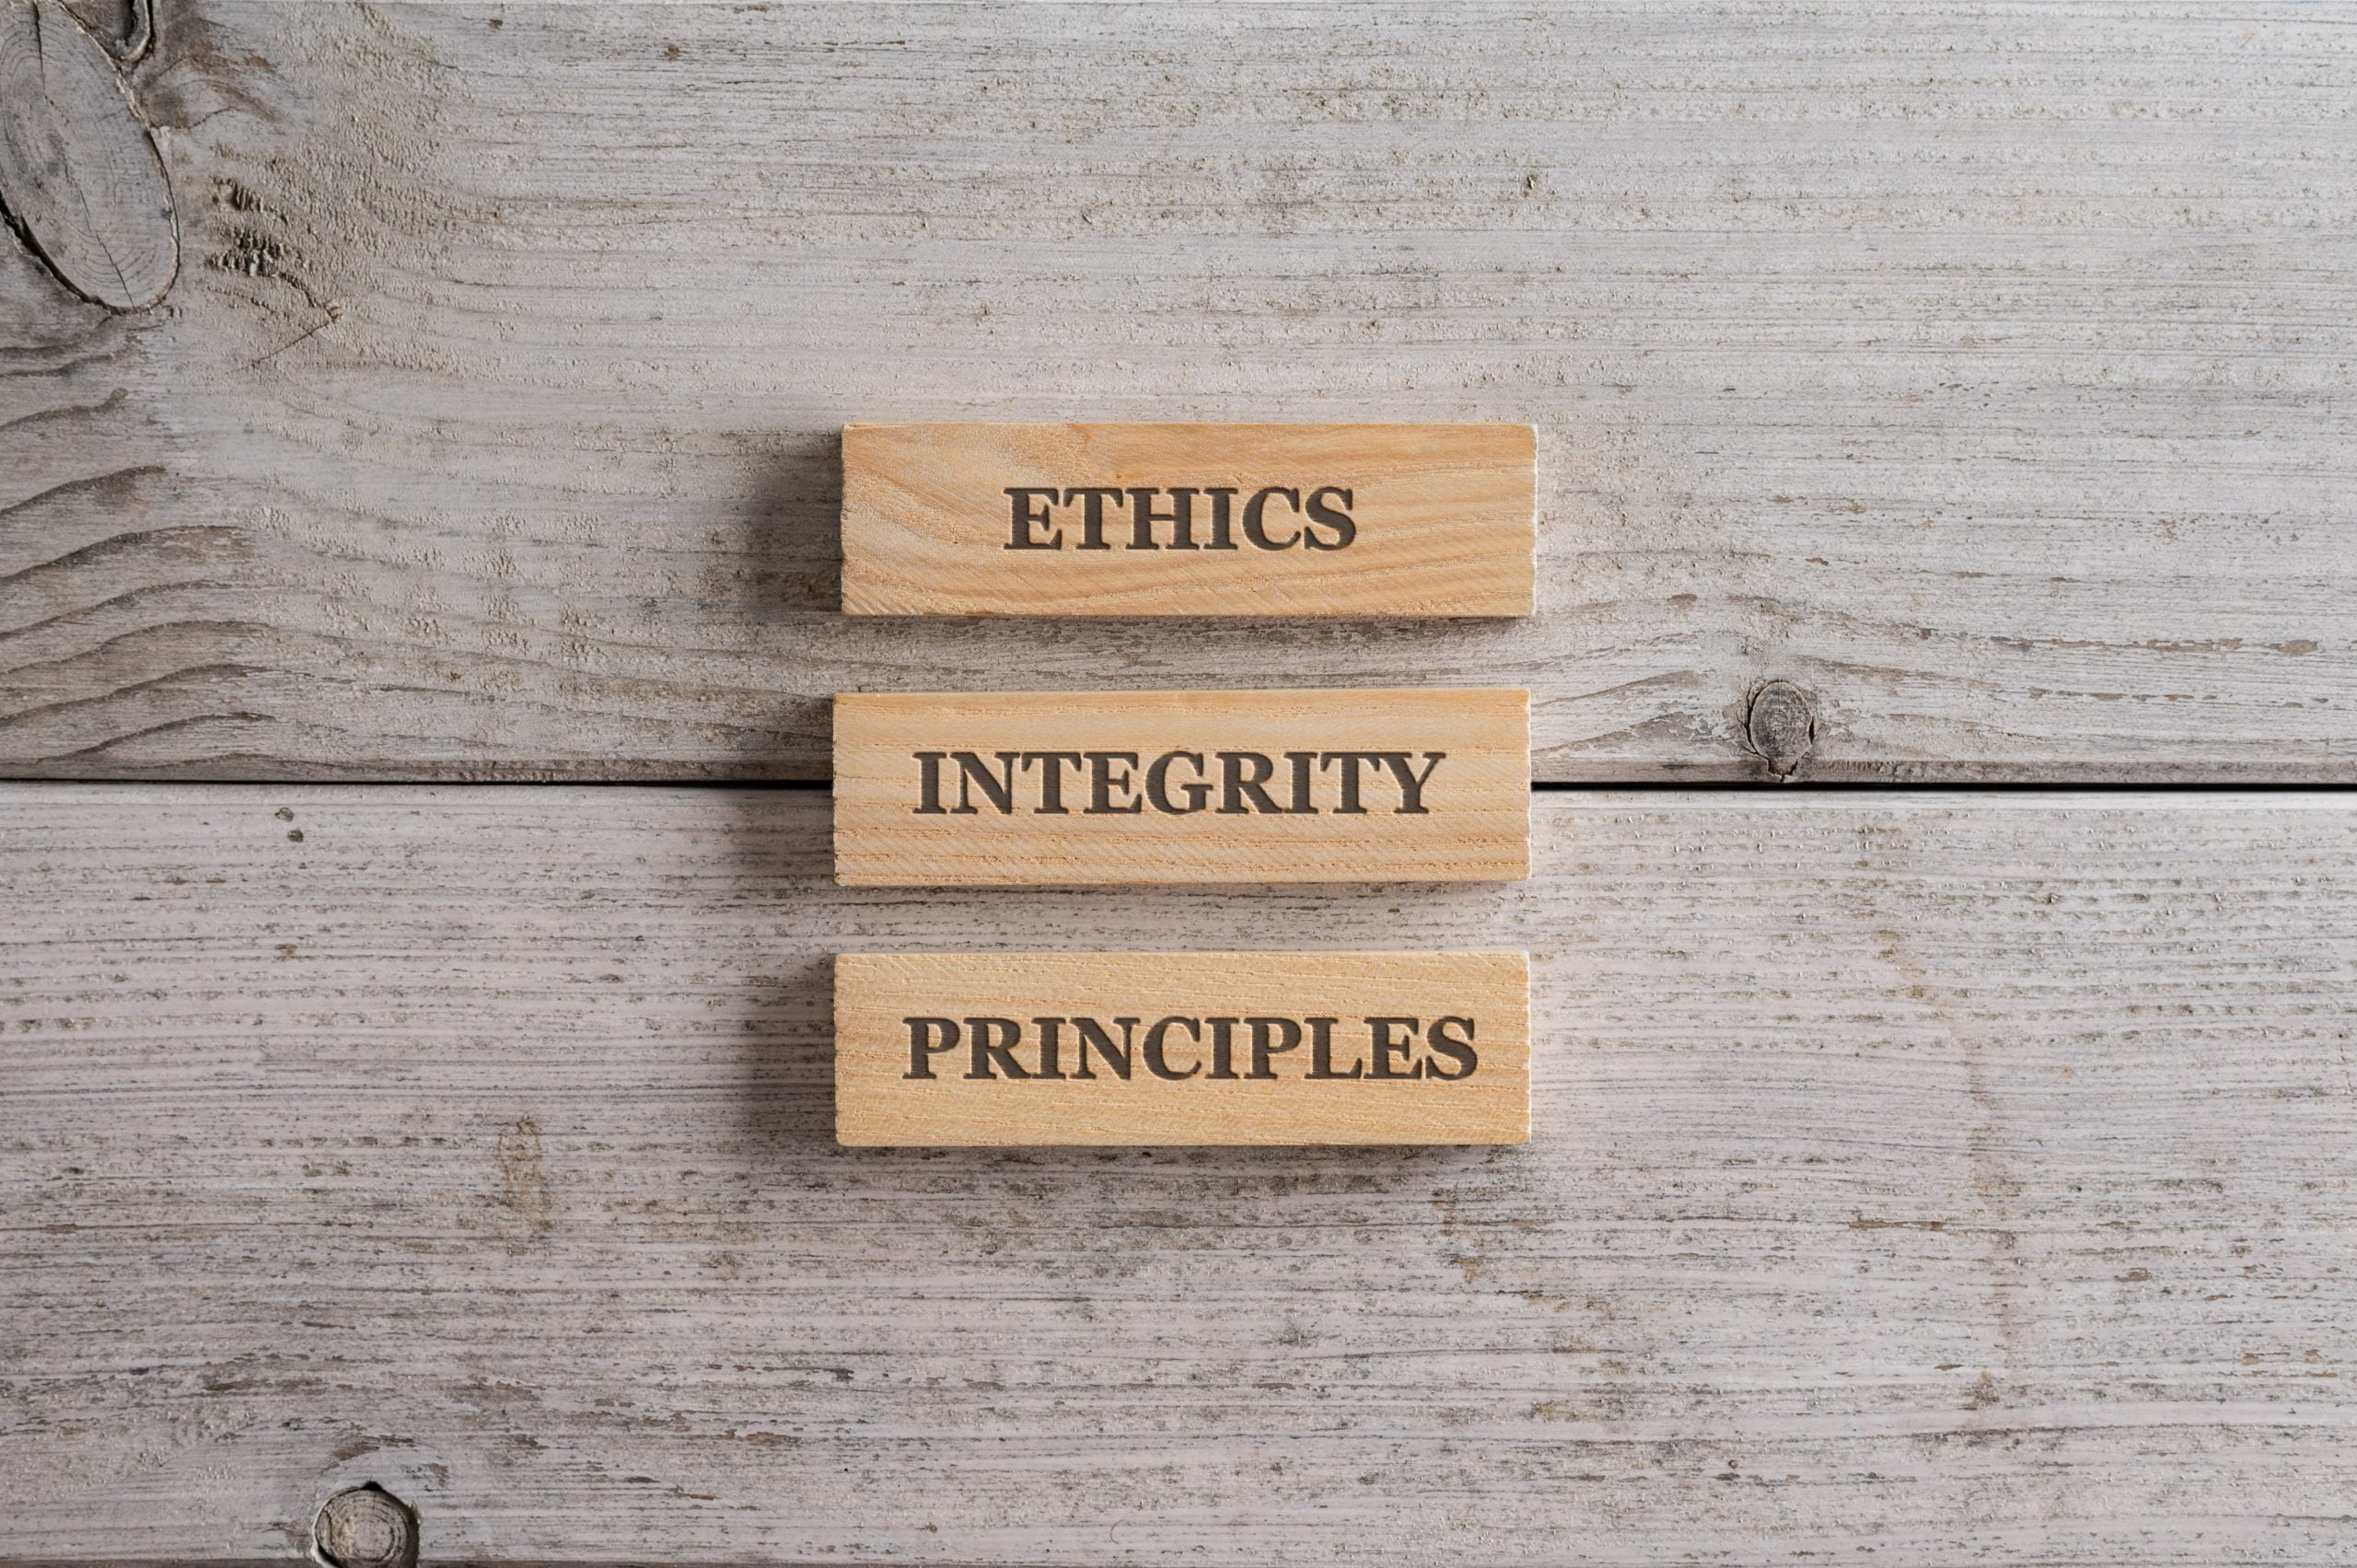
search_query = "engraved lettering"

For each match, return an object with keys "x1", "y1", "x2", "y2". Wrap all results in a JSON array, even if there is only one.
[
  {"x1": 1202, "y1": 487, "x2": 1239, "y2": 550},
  {"x1": 1004, "y1": 487, "x2": 1062, "y2": 549},
  {"x1": 900, "y1": 1013, "x2": 1483, "y2": 1086},
  {"x1": 915, "y1": 748, "x2": 1447, "y2": 816},
  {"x1": 1320, "y1": 750, "x2": 1381, "y2": 815},
  {"x1": 1021, "y1": 750, "x2": 1084, "y2": 815},
  {"x1": 1072, "y1": 1016, "x2": 1137, "y2": 1080},
  {"x1": 1085, "y1": 751, "x2": 1144, "y2": 814},
  {"x1": 913, "y1": 751, "x2": 949, "y2": 815},
  {"x1": 1424, "y1": 1016, "x2": 1478, "y2": 1080},
  {"x1": 964, "y1": 1016, "x2": 1030, "y2": 1080},
  {"x1": 1366, "y1": 1016, "x2": 1422, "y2": 1080},
  {"x1": 1143, "y1": 1016, "x2": 1203, "y2": 1080},
  {"x1": 949, "y1": 750, "x2": 1019, "y2": 815},
  {"x1": 1145, "y1": 750, "x2": 1212, "y2": 814},
  {"x1": 1283, "y1": 749, "x2": 1317, "y2": 814},
  {"x1": 1217, "y1": 750, "x2": 1285, "y2": 815},
  {"x1": 1379, "y1": 750, "x2": 1446, "y2": 815},
  {"x1": 1306, "y1": 1016, "x2": 1361, "y2": 1079},
  {"x1": 1126, "y1": 486, "x2": 1198, "y2": 551},
  {"x1": 991, "y1": 483, "x2": 1358, "y2": 553},
  {"x1": 1032, "y1": 1016, "x2": 1069, "y2": 1080},
  {"x1": 1302, "y1": 485, "x2": 1355, "y2": 550},
  {"x1": 1246, "y1": 1016, "x2": 1301, "y2": 1079},
  {"x1": 1205, "y1": 1016, "x2": 1240, "y2": 1079},
  {"x1": 1242, "y1": 486, "x2": 1303, "y2": 550},
  {"x1": 904, "y1": 1016, "x2": 959, "y2": 1079},
  {"x1": 1061, "y1": 487, "x2": 1128, "y2": 551}
]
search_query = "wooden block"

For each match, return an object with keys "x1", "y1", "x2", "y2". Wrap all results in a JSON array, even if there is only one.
[
  {"x1": 835, "y1": 951, "x2": 1530, "y2": 1146},
  {"x1": 841, "y1": 423, "x2": 1536, "y2": 617},
  {"x1": 832, "y1": 687, "x2": 1529, "y2": 886}
]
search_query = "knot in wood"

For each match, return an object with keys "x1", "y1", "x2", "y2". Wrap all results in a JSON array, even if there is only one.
[
  {"x1": 1745, "y1": 680, "x2": 1816, "y2": 778},
  {"x1": 314, "y1": 1484, "x2": 417, "y2": 1568},
  {"x1": 0, "y1": 0, "x2": 180, "y2": 308}
]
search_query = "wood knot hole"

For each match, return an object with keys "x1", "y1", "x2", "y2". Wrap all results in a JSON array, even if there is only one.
[
  {"x1": 314, "y1": 1483, "x2": 418, "y2": 1568},
  {"x1": 1745, "y1": 680, "x2": 1816, "y2": 778}
]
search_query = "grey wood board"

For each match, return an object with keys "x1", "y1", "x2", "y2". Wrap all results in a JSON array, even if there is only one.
[
  {"x1": 4, "y1": 785, "x2": 2354, "y2": 1562},
  {"x1": 4, "y1": 2, "x2": 2354, "y2": 782}
]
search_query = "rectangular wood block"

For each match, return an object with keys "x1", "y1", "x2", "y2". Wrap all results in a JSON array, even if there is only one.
[
  {"x1": 840, "y1": 423, "x2": 1536, "y2": 617},
  {"x1": 835, "y1": 950, "x2": 1531, "y2": 1146},
  {"x1": 832, "y1": 687, "x2": 1530, "y2": 886}
]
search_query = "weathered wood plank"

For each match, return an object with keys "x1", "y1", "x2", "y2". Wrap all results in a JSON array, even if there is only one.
[
  {"x1": 3, "y1": 786, "x2": 2352, "y2": 1562},
  {"x1": 4, "y1": 2, "x2": 2353, "y2": 780}
]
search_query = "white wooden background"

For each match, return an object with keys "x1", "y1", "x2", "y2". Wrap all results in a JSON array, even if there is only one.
[
  {"x1": 6, "y1": 3, "x2": 2357, "y2": 1564},
  {"x1": 5, "y1": 789, "x2": 2355, "y2": 1563},
  {"x1": 2, "y1": 0, "x2": 2352, "y2": 780}
]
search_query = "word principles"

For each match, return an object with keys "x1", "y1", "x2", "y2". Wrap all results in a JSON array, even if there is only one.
[
  {"x1": 1004, "y1": 485, "x2": 1356, "y2": 551},
  {"x1": 902, "y1": 1014, "x2": 1481, "y2": 1082},
  {"x1": 912, "y1": 749, "x2": 1446, "y2": 816}
]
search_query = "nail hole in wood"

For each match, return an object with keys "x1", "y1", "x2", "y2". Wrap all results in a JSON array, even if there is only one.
[
  {"x1": 314, "y1": 1482, "x2": 418, "y2": 1568},
  {"x1": 1745, "y1": 680, "x2": 1816, "y2": 779}
]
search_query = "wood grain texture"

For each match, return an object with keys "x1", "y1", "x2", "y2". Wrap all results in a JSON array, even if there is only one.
[
  {"x1": 836, "y1": 951, "x2": 1529, "y2": 1146},
  {"x1": 3, "y1": 3, "x2": 2353, "y2": 780},
  {"x1": 841, "y1": 423, "x2": 1535, "y2": 617},
  {"x1": 5, "y1": 785, "x2": 2355, "y2": 1562},
  {"x1": 833, "y1": 687, "x2": 1530, "y2": 886},
  {"x1": 0, "y1": 0, "x2": 175, "y2": 308}
]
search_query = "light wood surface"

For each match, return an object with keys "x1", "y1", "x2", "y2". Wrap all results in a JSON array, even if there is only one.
[
  {"x1": 834, "y1": 688, "x2": 1530, "y2": 885},
  {"x1": 841, "y1": 423, "x2": 1535, "y2": 617},
  {"x1": 4, "y1": 785, "x2": 2353, "y2": 1562},
  {"x1": 836, "y1": 951, "x2": 1529, "y2": 1145},
  {"x1": 4, "y1": 2, "x2": 2352, "y2": 780}
]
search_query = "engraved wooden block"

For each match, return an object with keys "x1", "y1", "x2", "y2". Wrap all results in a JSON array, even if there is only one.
[
  {"x1": 841, "y1": 423, "x2": 1536, "y2": 617},
  {"x1": 835, "y1": 951, "x2": 1531, "y2": 1146},
  {"x1": 832, "y1": 687, "x2": 1530, "y2": 886}
]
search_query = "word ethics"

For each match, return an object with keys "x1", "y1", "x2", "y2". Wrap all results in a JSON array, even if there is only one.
[{"x1": 1004, "y1": 485, "x2": 1354, "y2": 551}]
